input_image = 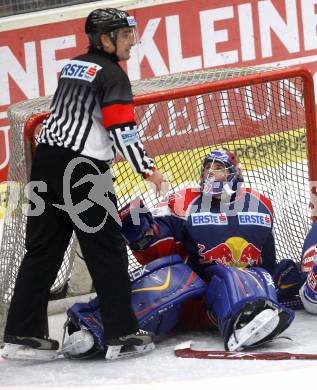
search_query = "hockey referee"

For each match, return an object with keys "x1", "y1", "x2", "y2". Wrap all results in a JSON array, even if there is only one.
[{"x1": 2, "y1": 8, "x2": 168, "y2": 361}]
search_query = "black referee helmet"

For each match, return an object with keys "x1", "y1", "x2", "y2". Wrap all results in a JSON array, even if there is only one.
[{"x1": 85, "y1": 8, "x2": 137, "y2": 48}]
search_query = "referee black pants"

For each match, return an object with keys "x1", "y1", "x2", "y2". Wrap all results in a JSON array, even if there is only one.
[{"x1": 5, "y1": 144, "x2": 139, "y2": 340}]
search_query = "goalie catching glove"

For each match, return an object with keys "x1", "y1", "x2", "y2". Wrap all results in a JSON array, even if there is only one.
[{"x1": 272, "y1": 259, "x2": 306, "y2": 300}]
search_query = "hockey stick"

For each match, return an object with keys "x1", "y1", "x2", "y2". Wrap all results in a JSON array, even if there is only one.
[{"x1": 174, "y1": 341, "x2": 317, "y2": 360}]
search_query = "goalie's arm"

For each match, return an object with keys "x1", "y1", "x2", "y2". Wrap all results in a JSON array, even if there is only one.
[{"x1": 120, "y1": 201, "x2": 188, "y2": 264}]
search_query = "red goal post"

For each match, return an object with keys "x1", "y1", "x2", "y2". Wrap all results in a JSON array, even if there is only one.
[
  {"x1": 0, "y1": 65, "x2": 316, "y2": 342},
  {"x1": 134, "y1": 66, "x2": 317, "y2": 186}
]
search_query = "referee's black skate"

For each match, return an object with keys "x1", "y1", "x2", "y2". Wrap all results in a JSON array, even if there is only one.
[
  {"x1": 2, "y1": 335, "x2": 59, "y2": 361},
  {"x1": 104, "y1": 329, "x2": 155, "y2": 360}
]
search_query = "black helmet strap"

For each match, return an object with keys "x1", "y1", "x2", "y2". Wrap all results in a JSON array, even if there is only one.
[
  {"x1": 88, "y1": 30, "x2": 119, "y2": 53},
  {"x1": 88, "y1": 33, "x2": 102, "y2": 49},
  {"x1": 109, "y1": 30, "x2": 118, "y2": 49}
]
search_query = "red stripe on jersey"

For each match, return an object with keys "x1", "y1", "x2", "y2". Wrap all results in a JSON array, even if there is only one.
[
  {"x1": 242, "y1": 188, "x2": 274, "y2": 215},
  {"x1": 302, "y1": 245, "x2": 316, "y2": 273},
  {"x1": 102, "y1": 103, "x2": 135, "y2": 128},
  {"x1": 133, "y1": 238, "x2": 187, "y2": 265},
  {"x1": 167, "y1": 188, "x2": 201, "y2": 218}
]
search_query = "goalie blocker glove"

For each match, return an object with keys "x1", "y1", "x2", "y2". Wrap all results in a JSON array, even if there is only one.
[{"x1": 272, "y1": 259, "x2": 306, "y2": 300}]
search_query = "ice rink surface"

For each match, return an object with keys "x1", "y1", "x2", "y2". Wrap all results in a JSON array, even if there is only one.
[{"x1": 1, "y1": 309, "x2": 317, "y2": 390}]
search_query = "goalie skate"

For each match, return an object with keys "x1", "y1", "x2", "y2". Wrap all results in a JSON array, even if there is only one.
[
  {"x1": 227, "y1": 308, "x2": 280, "y2": 351},
  {"x1": 104, "y1": 329, "x2": 155, "y2": 360},
  {"x1": 60, "y1": 329, "x2": 96, "y2": 358}
]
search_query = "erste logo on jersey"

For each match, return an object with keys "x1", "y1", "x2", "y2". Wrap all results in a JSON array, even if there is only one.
[
  {"x1": 121, "y1": 129, "x2": 140, "y2": 146},
  {"x1": 191, "y1": 212, "x2": 228, "y2": 226},
  {"x1": 238, "y1": 212, "x2": 271, "y2": 227},
  {"x1": 61, "y1": 60, "x2": 102, "y2": 82}
]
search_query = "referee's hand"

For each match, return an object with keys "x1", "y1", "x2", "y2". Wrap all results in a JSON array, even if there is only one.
[{"x1": 145, "y1": 171, "x2": 169, "y2": 198}]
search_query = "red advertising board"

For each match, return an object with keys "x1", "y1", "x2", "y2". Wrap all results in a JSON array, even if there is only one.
[{"x1": 1, "y1": 0, "x2": 317, "y2": 181}]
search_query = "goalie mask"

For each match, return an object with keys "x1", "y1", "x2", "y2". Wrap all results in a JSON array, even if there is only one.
[{"x1": 200, "y1": 149, "x2": 244, "y2": 197}]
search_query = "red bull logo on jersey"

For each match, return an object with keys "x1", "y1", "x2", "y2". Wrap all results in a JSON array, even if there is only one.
[
  {"x1": 198, "y1": 236, "x2": 261, "y2": 267},
  {"x1": 61, "y1": 60, "x2": 102, "y2": 82},
  {"x1": 238, "y1": 212, "x2": 271, "y2": 227},
  {"x1": 191, "y1": 212, "x2": 228, "y2": 226}
]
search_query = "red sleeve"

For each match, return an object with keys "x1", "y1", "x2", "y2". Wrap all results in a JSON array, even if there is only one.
[
  {"x1": 167, "y1": 188, "x2": 201, "y2": 218},
  {"x1": 132, "y1": 239, "x2": 188, "y2": 265},
  {"x1": 243, "y1": 188, "x2": 274, "y2": 215},
  {"x1": 102, "y1": 103, "x2": 135, "y2": 128}
]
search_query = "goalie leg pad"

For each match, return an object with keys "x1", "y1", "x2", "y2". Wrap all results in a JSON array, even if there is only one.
[
  {"x1": 204, "y1": 265, "x2": 294, "y2": 351},
  {"x1": 63, "y1": 255, "x2": 206, "y2": 358},
  {"x1": 131, "y1": 255, "x2": 206, "y2": 334},
  {"x1": 227, "y1": 304, "x2": 280, "y2": 351}
]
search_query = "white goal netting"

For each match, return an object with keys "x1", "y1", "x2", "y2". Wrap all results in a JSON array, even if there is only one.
[{"x1": 1, "y1": 65, "x2": 316, "y2": 342}]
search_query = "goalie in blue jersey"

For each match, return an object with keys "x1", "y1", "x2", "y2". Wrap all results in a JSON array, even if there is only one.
[{"x1": 62, "y1": 149, "x2": 315, "y2": 358}]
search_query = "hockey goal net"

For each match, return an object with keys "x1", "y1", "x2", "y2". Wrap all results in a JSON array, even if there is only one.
[{"x1": 0, "y1": 65, "x2": 316, "y2": 342}]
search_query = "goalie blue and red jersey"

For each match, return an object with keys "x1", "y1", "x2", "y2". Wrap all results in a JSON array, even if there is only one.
[{"x1": 130, "y1": 187, "x2": 276, "y2": 273}]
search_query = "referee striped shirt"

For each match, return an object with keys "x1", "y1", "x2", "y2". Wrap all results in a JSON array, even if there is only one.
[{"x1": 38, "y1": 49, "x2": 156, "y2": 178}]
